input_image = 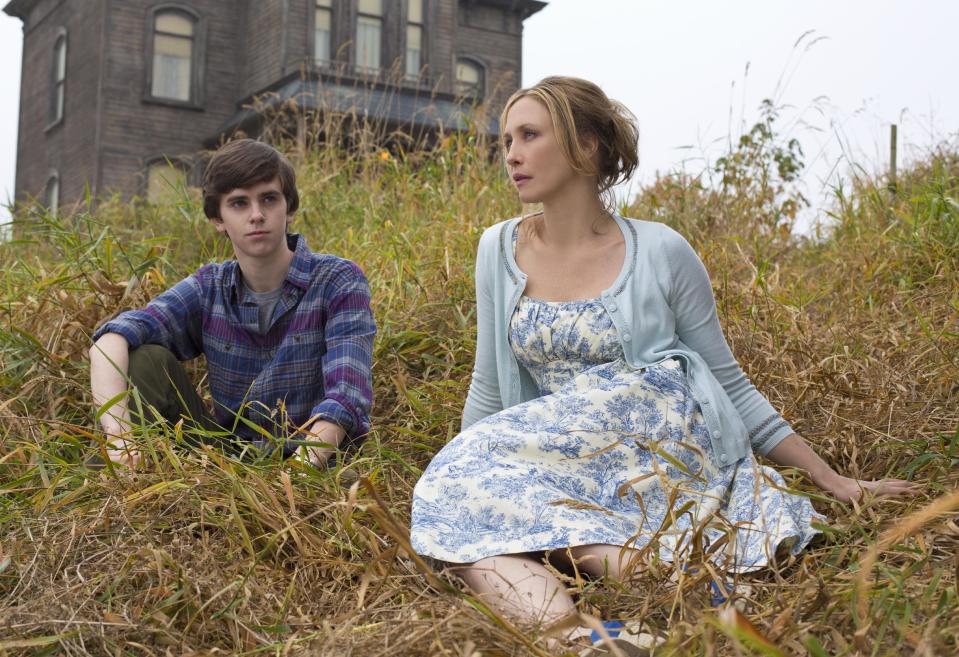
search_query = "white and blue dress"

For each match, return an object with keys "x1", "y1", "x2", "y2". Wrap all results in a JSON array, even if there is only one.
[{"x1": 411, "y1": 295, "x2": 822, "y2": 571}]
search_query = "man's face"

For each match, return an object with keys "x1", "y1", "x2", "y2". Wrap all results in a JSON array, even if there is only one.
[{"x1": 213, "y1": 177, "x2": 292, "y2": 262}]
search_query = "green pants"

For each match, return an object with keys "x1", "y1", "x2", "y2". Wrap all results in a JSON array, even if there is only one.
[
  {"x1": 127, "y1": 344, "x2": 212, "y2": 430},
  {"x1": 125, "y1": 344, "x2": 240, "y2": 452}
]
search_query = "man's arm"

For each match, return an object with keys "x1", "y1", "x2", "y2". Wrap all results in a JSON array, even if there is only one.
[
  {"x1": 89, "y1": 332, "x2": 139, "y2": 466},
  {"x1": 304, "y1": 261, "x2": 375, "y2": 466},
  {"x1": 88, "y1": 272, "x2": 206, "y2": 465}
]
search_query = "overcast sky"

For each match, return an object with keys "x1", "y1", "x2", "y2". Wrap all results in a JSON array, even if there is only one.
[{"x1": 2, "y1": 0, "x2": 958, "y2": 231}]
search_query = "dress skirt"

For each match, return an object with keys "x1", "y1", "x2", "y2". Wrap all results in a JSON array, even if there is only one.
[{"x1": 410, "y1": 358, "x2": 822, "y2": 572}]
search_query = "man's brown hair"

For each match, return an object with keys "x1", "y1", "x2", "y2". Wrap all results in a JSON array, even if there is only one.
[{"x1": 202, "y1": 139, "x2": 299, "y2": 219}]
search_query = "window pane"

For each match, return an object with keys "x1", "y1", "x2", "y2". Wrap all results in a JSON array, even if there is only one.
[
  {"x1": 405, "y1": 25, "x2": 421, "y2": 77},
  {"x1": 54, "y1": 38, "x2": 66, "y2": 82},
  {"x1": 457, "y1": 61, "x2": 479, "y2": 85},
  {"x1": 316, "y1": 0, "x2": 332, "y2": 6},
  {"x1": 315, "y1": 8, "x2": 331, "y2": 61},
  {"x1": 155, "y1": 33, "x2": 192, "y2": 58},
  {"x1": 147, "y1": 162, "x2": 186, "y2": 203},
  {"x1": 45, "y1": 176, "x2": 59, "y2": 213},
  {"x1": 456, "y1": 60, "x2": 482, "y2": 96},
  {"x1": 54, "y1": 82, "x2": 64, "y2": 120},
  {"x1": 153, "y1": 34, "x2": 192, "y2": 100},
  {"x1": 356, "y1": 16, "x2": 381, "y2": 69},
  {"x1": 408, "y1": 0, "x2": 423, "y2": 23},
  {"x1": 156, "y1": 13, "x2": 193, "y2": 36},
  {"x1": 358, "y1": 0, "x2": 383, "y2": 16}
]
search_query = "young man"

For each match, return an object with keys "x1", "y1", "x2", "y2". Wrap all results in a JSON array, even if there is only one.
[{"x1": 89, "y1": 139, "x2": 375, "y2": 467}]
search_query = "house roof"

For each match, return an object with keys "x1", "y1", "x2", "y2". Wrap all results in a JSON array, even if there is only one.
[
  {"x1": 208, "y1": 72, "x2": 500, "y2": 146},
  {"x1": 3, "y1": 0, "x2": 32, "y2": 20},
  {"x1": 467, "y1": 0, "x2": 548, "y2": 20}
]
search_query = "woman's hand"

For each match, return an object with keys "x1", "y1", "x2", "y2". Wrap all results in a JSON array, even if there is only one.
[{"x1": 820, "y1": 474, "x2": 921, "y2": 504}]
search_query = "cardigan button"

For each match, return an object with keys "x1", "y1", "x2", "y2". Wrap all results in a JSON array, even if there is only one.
[
  {"x1": 622, "y1": 332, "x2": 632, "y2": 342},
  {"x1": 608, "y1": 302, "x2": 618, "y2": 312},
  {"x1": 720, "y1": 453, "x2": 728, "y2": 462}
]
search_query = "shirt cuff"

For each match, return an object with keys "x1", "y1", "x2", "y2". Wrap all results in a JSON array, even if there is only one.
[
  {"x1": 92, "y1": 320, "x2": 146, "y2": 349},
  {"x1": 309, "y1": 398, "x2": 364, "y2": 439}
]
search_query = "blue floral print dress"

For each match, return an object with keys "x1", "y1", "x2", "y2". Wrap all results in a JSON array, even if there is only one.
[{"x1": 410, "y1": 296, "x2": 823, "y2": 572}]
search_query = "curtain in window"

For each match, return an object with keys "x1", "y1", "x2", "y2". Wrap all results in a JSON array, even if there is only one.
[
  {"x1": 356, "y1": 17, "x2": 381, "y2": 70},
  {"x1": 315, "y1": 1, "x2": 332, "y2": 62},
  {"x1": 152, "y1": 13, "x2": 193, "y2": 101}
]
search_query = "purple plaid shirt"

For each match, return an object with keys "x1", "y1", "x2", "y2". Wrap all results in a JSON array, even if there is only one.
[{"x1": 93, "y1": 234, "x2": 375, "y2": 451}]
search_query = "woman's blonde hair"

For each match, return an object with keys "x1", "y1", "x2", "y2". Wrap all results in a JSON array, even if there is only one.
[{"x1": 500, "y1": 76, "x2": 639, "y2": 195}]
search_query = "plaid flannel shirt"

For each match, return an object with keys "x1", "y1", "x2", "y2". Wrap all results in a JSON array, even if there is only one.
[{"x1": 94, "y1": 234, "x2": 375, "y2": 452}]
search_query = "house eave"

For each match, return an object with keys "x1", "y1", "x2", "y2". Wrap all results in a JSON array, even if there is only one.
[{"x1": 3, "y1": 0, "x2": 33, "y2": 21}]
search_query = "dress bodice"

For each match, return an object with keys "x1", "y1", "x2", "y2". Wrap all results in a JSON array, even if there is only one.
[{"x1": 509, "y1": 296, "x2": 623, "y2": 395}]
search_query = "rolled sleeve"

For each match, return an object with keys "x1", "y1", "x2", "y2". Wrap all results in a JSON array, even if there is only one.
[{"x1": 91, "y1": 272, "x2": 205, "y2": 360}]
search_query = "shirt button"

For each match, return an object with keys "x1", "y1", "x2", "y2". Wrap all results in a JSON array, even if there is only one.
[
  {"x1": 622, "y1": 332, "x2": 632, "y2": 342},
  {"x1": 608, "y1": 302, "x2": 618, "y2": 312}
]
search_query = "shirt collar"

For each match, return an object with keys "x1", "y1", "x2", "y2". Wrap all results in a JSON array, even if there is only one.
[{"x1": 283, "y1": 233, "x2": 314, "y2": 290}]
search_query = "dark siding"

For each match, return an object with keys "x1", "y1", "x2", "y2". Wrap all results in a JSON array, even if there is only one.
[
  {"x1": 13, "y1": 0, "x2": 104, "y2": 205},
  {"x1": 98, "y1": 0, "x2": 242, "y2": 197}
]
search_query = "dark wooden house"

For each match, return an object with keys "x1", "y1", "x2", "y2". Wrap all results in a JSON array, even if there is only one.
[{"x1": 4, "y1": 0, "x2": 545, "y2": 208}]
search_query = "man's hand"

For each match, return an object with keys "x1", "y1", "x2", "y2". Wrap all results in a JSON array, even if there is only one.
[
  {"x1": 303, "y1": 420, "x2": 346, "y2": 467},
  {"x1": 101, "y1": 420, "x2": 141, "y2": 468}
]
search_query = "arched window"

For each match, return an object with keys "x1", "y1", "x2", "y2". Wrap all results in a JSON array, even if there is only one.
[
  {"x1": 151, "y1": 9, "x2": 196, "y2": 101},
  {"x1": 314, "y1": 0, "x2": 333, "y2": 63},
  {"x1": 146, "y1": 159, "x2": 188, "y2": 203},
  {"x1": 405, "y1": 0, "x2": 424, "y2": 78},
  {"x1": 44, "y1": 172, "x2": 60, "y2": 216},
  {"x1": 49, "y1": 33, "x2": 67, "y2": 125},
  {"x1": 356, "y1": 0, "x2": 383, "y2": 71},
  {"x1": 455, "y1": 58, "x2": 484, "y2": 98}
]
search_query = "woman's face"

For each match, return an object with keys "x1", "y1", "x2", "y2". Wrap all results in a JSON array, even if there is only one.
[{"x1": 502, "y1": 96, "x2": 580, "y2": 204}]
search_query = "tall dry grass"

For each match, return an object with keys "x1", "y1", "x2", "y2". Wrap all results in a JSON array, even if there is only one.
[{"x1": 0, "y1": 110, "x2": 956, "y2": 656}]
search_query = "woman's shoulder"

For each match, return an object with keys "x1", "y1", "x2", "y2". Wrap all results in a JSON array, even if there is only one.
[
  {"x1": 618, "y1": 216, "x2": 693, "y2": 254},
  {"x1": 476, "y1": 214, "x2": 527, "y2": 253}
]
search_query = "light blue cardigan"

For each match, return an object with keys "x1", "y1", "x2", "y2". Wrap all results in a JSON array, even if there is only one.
[{"x1": 461, "y1": 213, "x2": 794, "y2": 465}]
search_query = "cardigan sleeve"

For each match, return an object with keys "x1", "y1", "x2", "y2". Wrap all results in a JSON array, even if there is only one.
[
  {"x1": 662, "y1": 230, "x2": 794, "y2": 455},
  {"x1": 461, "y1": 226, "x2": 505, "y2": 430}
]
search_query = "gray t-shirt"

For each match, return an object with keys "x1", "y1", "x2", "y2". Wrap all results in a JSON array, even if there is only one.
[{"x1": 239, "y1": 279, "x2": 284, "y2": 335}]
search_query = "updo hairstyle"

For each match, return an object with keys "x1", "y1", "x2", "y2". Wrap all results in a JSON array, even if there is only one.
[{"x1": 500, "y1": 76, "x2": 639, "y2": 194}]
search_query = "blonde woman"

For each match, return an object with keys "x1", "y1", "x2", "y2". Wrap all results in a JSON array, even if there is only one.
[{"x1": 410, "y1": 77, "x2": 917, "y2": 654}]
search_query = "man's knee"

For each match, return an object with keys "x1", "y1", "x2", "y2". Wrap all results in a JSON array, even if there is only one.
[{"x1": 127, "y1": 344, "x2": 177, "y2": 386}]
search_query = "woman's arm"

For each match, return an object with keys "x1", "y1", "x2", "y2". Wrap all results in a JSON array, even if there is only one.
[
  {"x1": 765, "y1": 433, "x2": 919, "y2": 503},
  {"x1": 663, "y1": 230, "x2": 918, "y2": 503},
  {"x1": 461, "y1": 227, "x2": 505, "y2": 429}
]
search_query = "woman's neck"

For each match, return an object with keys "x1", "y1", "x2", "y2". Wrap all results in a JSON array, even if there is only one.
[{"x1": 539, "y1": 183, "x2": 611, "y2": 247}]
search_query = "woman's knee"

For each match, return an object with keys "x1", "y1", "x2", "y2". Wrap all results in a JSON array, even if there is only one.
[{"x1": 568, "y1": 544, "x2": 640, "y2": 579}]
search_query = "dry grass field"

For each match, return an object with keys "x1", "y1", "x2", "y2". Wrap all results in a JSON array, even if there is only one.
[{"x1": 0, "y1": 114, "x2": 957, "y2": 656}]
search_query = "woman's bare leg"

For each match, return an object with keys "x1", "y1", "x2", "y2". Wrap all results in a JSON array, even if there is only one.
[
  {"x1": 565, "y1": 544, "x2": 643, "y2": 580},
  {"x1": 453, "y1": 554, "x2": 577, "y2": 623}
]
